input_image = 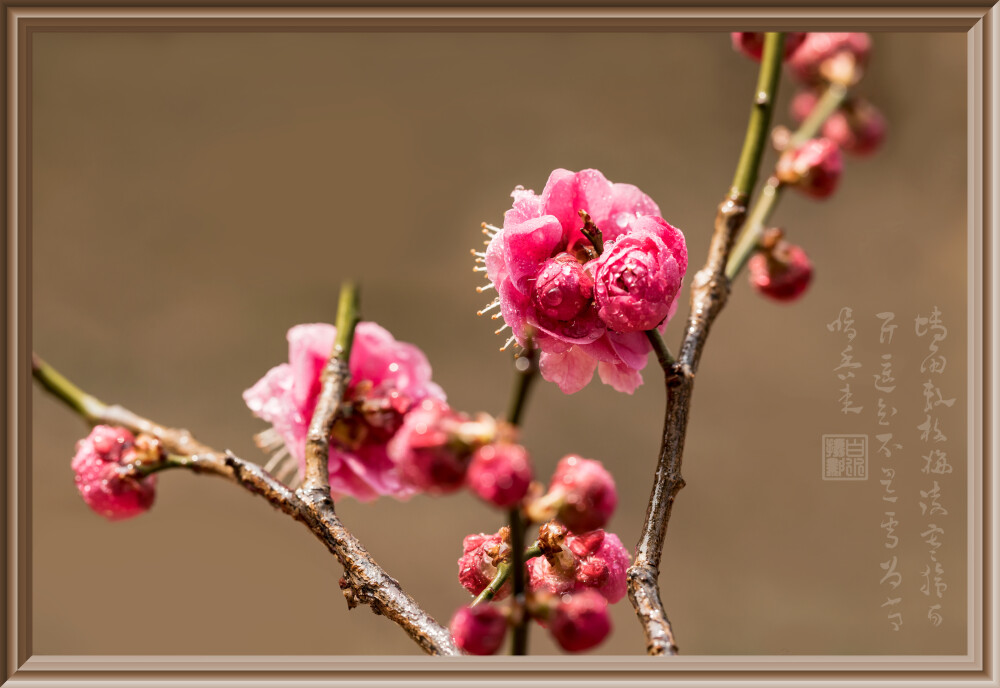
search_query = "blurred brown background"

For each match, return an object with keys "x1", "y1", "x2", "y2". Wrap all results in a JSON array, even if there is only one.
[{"x1": 31, "y1": 31, "x2": 968, "y2": 656}]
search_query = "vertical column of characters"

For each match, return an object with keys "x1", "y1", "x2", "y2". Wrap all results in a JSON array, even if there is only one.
[
  {"x1": 874, "y1": 312, "x2": 902, "y2": 630},
  {"x1": 914, "y1": 307, "x2": 955, "y2": 627},
  {"x1": 823, "y1": 308, "x2": 865, "y2": 479}
]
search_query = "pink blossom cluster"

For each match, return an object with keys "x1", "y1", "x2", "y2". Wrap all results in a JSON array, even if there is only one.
[
  {"x1": 71, "y1": 425, "x2": 158, "y2": 521},
  {"x1": 245, "y1": 322, "x2": 499, "y2": 502},
  {"x1": 731, "y1": 32, "x2": 884, "y2": 304},
  {"x1": 479, "y1": 168, "x2": 687, "y2": 395},
  {"x1": 453, "y1": 454, "x2": 623, "y2": 653},
  {"x1": 245, "y1": 322, "x2": 537, "y2": 505}
]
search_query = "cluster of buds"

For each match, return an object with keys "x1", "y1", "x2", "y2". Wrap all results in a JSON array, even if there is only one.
[
  {"x1": 732, "y1": 32, "x2": 884, "y2": 304},
  {"x1": 390, "y1": 401, "x2": 534, "y2": 508},
  {"x1": 71, "y1": 425, "x2": 164, "y2": 521},
  {"x1": 453, "y1": 454, "x2": 624, "y2": 653}
]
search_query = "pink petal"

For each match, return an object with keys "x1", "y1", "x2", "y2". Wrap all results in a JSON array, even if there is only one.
[
  {"x1": 502, "y1": 215, "x2": 565, "y2": 294},
  {"x1": 497, "y1": 277, "x2": 535, "y2": 347},
  {"x1": 538, "y1": 346, "x2": 598, "y2": 394},
  {"x1": 573, "y1": 169, "x2": 615, "y2": 228},
  {"x1": 538, "y1": 168, "x2": 580, "y2": 234},
  {"x1": 287, "y1": 323, "x2": 337, "y2": 412},
  {"x1": 350, "y1": 322, "x2": 442, "y2": 402},
  {"x1": 597, "y1": 362, "x2": 644, "y2": 394},
  {"x1": 528, "y1": 302, "x2": 606, "y2": 346},
  {"x1": 504, "y1": 186, "x2": 544, "y2": 226},
  {"x1": 606, "y1": 331, "x2": 652, "y2": 370},
  {"x1": 631, "y1": 216, "x2": 688, "y2": 276},
  {"x1": 605, "y1": 183, "x2": 661, "y2": 242},
  {"x1": 243, "y1": 362, "x2": 309, "y2": 460}
]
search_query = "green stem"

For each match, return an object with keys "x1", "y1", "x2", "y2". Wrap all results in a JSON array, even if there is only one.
[
  {"x1": 333, "y1": 282, "x2": 361, "y2": 360},
  {"x1": 471, "y1": 542, "x2": 542, "y2": 607},
  {"x1": 725, "y1": 175, "x2": 783, "y2": 280},
  {"x1": 505, "y1": 342, "x2": 537, "y2": 427},
  {"x1": 724, "y1": 82, "x2": 850, "y2": 281},
  {"x1": 645, "y1": 330, "x2": 676, "y2": 371},
  {"x1": 31, "y1": 353, "x2": 107, "y2": 422},
  {"x1": 789, "y1": 82, "x2": 848, "y2": 148},
  {"x1": 130, "y1": 453, "x2": 195, "y2": 478},
  {"x1": 502, "y1": 339, "x2": 538, "y2": 655},
  {"x1": 729, "y1": 32, "x2": 786, "y2": 199},
  {"x1": 509, "y1": 507, "x2": 528, "y2": 655}
]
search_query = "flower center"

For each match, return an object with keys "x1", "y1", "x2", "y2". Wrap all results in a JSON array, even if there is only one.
[{"x1": 532, "y1": 253, "x2": 594, "y2": 321}]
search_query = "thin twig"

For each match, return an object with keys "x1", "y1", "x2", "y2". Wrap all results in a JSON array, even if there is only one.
[
  {"x1": 32, "y1": 318, "x2": 462, "y2": 656},
  {"x1": 725, "y1": 82, "x2": 850, "y2": 280},
  {"x1": 301, "y1": 282, "x2": 360, "y2": 496},
  {"x1": 471, "y1": 542, "x2": 542, "y2": 607},
  {"x1": 505, "y1": 339, "x2": 537, "y2": 655},
  {"x1": 627, "y1": 32, "x2": 786, "y2": 656},
  {"x1": 645, "y1": 330, "x2": 676, "y2": 371}
]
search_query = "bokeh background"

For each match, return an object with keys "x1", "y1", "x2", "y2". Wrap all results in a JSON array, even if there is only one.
[{"x1": 31, "y1": 31, "x2": 968, "y2": 656}]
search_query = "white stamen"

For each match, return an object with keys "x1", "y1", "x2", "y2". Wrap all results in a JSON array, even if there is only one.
[
  {"x1": 491, "y1": 313, "x2": 502, "y2": 320},
  {"x1": 499, "y1": 335, "x2": 517, "y2": 352},
  {"x1": 483, "y1": 223, "x2": 502, "y2": 234},
  {"x1": 473, "y1": 265, "x2": 487, "y2": 272},
  {"x1": 476, "y1": 282, "x2": 495, "y2": 293},
  {"x1": 495, "y1": 323, "x2": 510, "y2": 335},
  {"x1": 263, "y1": 446, "x2": 290, "y2": 474},
  {"x1": 277, "y1": 459, "x2": 299, "y2": 485},
  {"x1": 471, "y1": 250, "x2": 486, "y2": 258},
  {"x1": 254, "y1": 428, "x2": 285, "y2": 454},
  {"x1": 477, "y1": 299, "x2": 500, "y2": 316}
]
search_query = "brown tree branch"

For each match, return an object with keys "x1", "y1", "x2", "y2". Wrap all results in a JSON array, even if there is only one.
[
  {"x1": 302, "y1": 282, "x2": 359, "y2": 496},
  {"x1": 32, "y1": 288, "x2": 462, "y2": 656},
  {"x1": 626, "y1": 32, "x2": 786, "y2": 656}
]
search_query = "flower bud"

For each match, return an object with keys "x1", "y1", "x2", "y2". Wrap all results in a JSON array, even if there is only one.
[
  {"x1": 748, "y1": 239, "x2": 814, "y2": 302},
  {"x1": 458, "y1": 529, "x2": 512, "y2": 600},
  {"x1": 776, "y1": 138, "x2": 843, "y2": 199},
  {"x1": 527, "y1": 529, "x2": 630, "y2": 603},
  {"x1": 549, "y1": 589, "x2": 612, "y2": 653},
  {"x1": 540, "y1": 455, "x2": 618, "y2": 533},
  {"x1": 593, "y1": 217, "x2": 687, "y2": 333},
  {"x1": 388, "y1": 399, "x2": 479, "y2": 494},
  {"x1": 450, "y1": 604, "x2": 508, "y2": 655},
  {"x1": 466, "y1": 443, "x2": 533, "y2": 508},
  {"x1": 787, "y1": 32, "x2": 871, "y2": 85},
  {"x1": 532, "y1": 253, "x2": 595, "y2": 321},
  {"x1": 730, "y1": 32, "x2": 807, "y2": 61},
  {"x1": 790, "y1": 91, "x2": 886, "y2": 156},
  {"x1": 71, "y1": 425, "x2": 157, "y2": 521}
]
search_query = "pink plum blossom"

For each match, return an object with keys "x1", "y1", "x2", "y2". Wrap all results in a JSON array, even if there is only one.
[
  {"x1": 549, "y1": 589, "x2": 612, "y2": 653},
  {"x1": 731, "y1": 32, "x2": 807, "y2": 61},
  {"x1": 450, "y1": 604, "x2": 508, "y2": 655},
  {"x1": 787, "y1": 32, "x2": 871, "y2": 85},
  {"x1": 71, "y1": 425, "x2": 157, "y2": 521},
  {"x1": 466, "y1": 443, "x2": 533, "y2": 508},
  {"x1": 593, "y1": 216, "x2": 687, "y2": 333},
  {"x1": 527, "y1": 529, "x2": 630, "y2": 603},
  {"x1": 482, "y1": 168, "x2": 687, "y2": 395},
  {"x1": 458, "y1": 529, "x2": 511, "y2": 600},
  {"x1": 790, "y1": 90, "x2": 886, "y2": 156},
  {"x1": 776, "y1": 138, "x2": 843, "y2": 199},
  {"x1": 243, "y1": 322, "x2": 445, "y2": 501},
  {"x1": 749, "y1": 242, "x2": 814, "y2": 302}
]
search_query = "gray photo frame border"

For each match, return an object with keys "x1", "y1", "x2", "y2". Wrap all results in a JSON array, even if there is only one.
[{"x1": 2, "y1": 3, "x2": 996, "y2": 686}]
